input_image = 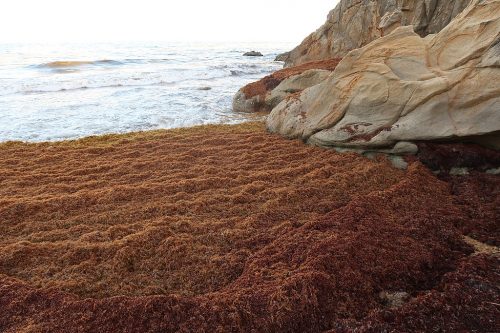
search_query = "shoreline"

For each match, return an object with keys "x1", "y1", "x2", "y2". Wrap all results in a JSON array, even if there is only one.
[
  {"x1": 2, "y1": 0, "x2": 498, "y2": 330},
  {"x1": 1, "y1": 121, "x2": 498, "y2": 332},
  {"x1": 0, "y1": 121, "x2": 266, "y2": 148}
]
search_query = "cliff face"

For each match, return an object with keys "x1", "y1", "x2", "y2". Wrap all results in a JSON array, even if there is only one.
[
  {"x1": 284, "y1": 0, "x2": 470, "y2": 67},
  {"x1": 267, "y1": 0, "x2": 500, "y2": 152}
]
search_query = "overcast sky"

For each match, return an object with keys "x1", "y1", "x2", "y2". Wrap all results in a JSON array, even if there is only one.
[{"x1": 0, "y1": 0, "x2": 339, "y2": 43}]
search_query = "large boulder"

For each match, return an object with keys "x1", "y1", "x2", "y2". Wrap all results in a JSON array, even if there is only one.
[
  {"x1": 267, "y1": 0, "x2": 500, "y2": 152},
  {"x1": 232, "y1": 58, "x2": 341, "y2": 113},
  {"x1": 284, "y1": 0, "x2": 470, "y2": 67}
]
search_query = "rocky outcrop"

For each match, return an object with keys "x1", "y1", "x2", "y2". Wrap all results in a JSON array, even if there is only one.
[
  {"x1": 274, "y1": 51, "x2": 291, "y2": 62},
  {"x1": 267, "y1": 0, "x2": 500, "y2": 152},
  {"x1": 243, "y1": 51, "x2": 263, "y2": 57},
  {"x1": 285, "y1": 0, "x2": 470, "y2": 67},
  {"x1": 232, "y1": 58, "x2": 341, "y2": 113}
]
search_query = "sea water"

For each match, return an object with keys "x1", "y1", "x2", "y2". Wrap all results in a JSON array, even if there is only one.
[{"x1": 0, "y1": 42, "x2": 292, "y2": 142}]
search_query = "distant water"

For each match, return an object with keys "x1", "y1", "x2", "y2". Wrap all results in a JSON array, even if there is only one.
[{"x1": 0, "y1": 42, "x2": 292, "y2": 142}]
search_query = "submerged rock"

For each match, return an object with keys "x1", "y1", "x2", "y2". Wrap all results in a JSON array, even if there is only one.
[
  {"x1": 283, "y1": 0, "x2": 469, "y2": 67},
  {"x1": 243, "y1": 51, "x2": 263, "y2": 57},
  {"x1": 267, "y1": 0, "x2": 500, "y2": 153}
]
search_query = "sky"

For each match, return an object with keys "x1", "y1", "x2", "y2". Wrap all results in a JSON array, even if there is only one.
[{"x1": 0, "y1": 0, "x2": 339, "y2": 43}]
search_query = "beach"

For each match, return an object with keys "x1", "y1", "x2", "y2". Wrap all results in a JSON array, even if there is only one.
[
  {"x1": 1, "y1": 122, "x2": 498, "y2": 332},
  {"x1": 1, "y1": 0, "x2": 499, "y2": 330}
]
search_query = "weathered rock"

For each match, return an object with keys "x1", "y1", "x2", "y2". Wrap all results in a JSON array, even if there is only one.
[
  {"x1": 284, "y1": 0, "x2": 470, "y2": 67},
  {"x1": 265, "y1": 69, "x2": 332, "y2": 110},
  {"x1": 243, "y1": 51, "x2": 263, "y2": 57},
  {"x1": 233, "y1": 68, "x2": 332, "y2": 115},
  {"x1": 232, "y1": 58, "x2": 341, "y2": 113},
  {"x1": 267, "y1": 0, "x2": 500, "y2": 153},
  {"x1": 274, "y1": 51, "x2": 291, "y2": 62}
]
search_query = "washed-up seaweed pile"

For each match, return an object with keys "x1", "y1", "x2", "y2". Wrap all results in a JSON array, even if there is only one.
[
  {"x1": 416, "y1": 142, "x2": 500, "y2": 247},
  {"x1": 0, "y1": 123, "x2": 498, "y2": 332}
]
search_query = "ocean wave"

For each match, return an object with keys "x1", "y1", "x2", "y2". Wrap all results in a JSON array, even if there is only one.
[
  {"x1": 20, "y1": 81, "x2": 181, "y2": 95},
  {"x1": 230, "y1": 68, "x2": 273, "y2": 77},
  {"x1": 211, "y1": 63, "x2": 258, "y2": 71},
  {"x1": 123, "y1": 58, "x2": 171, "y2": 64},
  {"x1": 22, "y1": 84, "x2": 124, "y2": 94},
  {"x1": 230, "y1": 70, "x2": 244, "y2": 76},
  {"x1": 38, "y1": 60, "x2": 123, "y2": 69},
  {"x1": 18, "y1": 66, "x2": 271, "y2": 95}
]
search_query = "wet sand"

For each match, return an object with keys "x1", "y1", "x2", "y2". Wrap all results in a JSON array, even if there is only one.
[{"x1": 0, "y1": 122, "x2": 498, "y2": 332}]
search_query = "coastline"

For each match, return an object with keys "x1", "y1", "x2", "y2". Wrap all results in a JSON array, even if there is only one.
[
  {"x1": 1, "y1": 121, "x2": 498, "y2": 332},
  {"x1": 1, "y1": 0, "x2": 498, "y2": 330},
  {"x1": 0, "y1": 41, "x2": 287, "y2": 143}
]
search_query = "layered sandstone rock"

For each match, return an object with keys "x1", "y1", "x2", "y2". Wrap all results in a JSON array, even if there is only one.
[
  {"x1": 284, "y1": 0, "x2": 470, "y2": 67},
  {"x1": 267, "y1": 0, "x2": 500, "y2": 152},
  {"x1": 232, "y1": 58, "x2": 341, "y2": 113}
]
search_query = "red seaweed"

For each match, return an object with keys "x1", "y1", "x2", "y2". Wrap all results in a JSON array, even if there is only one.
[{"x1": 0, "y1": 123, "x2": 497, "y2": 332}]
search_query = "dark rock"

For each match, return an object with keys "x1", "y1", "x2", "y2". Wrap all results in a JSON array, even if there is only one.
[
  {"x1": 243, "y1": 51, "x2": 263, "y2": 57},
  {"x1": 416, "y1": 142, "x2": 500, "y2": 172}
]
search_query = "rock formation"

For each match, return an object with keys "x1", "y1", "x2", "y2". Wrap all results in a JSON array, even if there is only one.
[
  {"x1": 267, "y1": 0, "x2": 500, "y2": 153},
  {"x1": 284, "y1": 0, "x2": 470, "y2": 67},
  {"x1": 233, "y1": 58, "x2": 341, "y2": 113},
  {"x1": 274, "y1": 51, "x2": 291, "y2": 62},
  {"x1": 243, "y1": 51, "x2": 263, "y2": 56}
]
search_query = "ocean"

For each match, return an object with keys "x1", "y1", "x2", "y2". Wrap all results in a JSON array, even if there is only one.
[{"x1": 0, "y1": 42, "x2": 292, "y2": 142}]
